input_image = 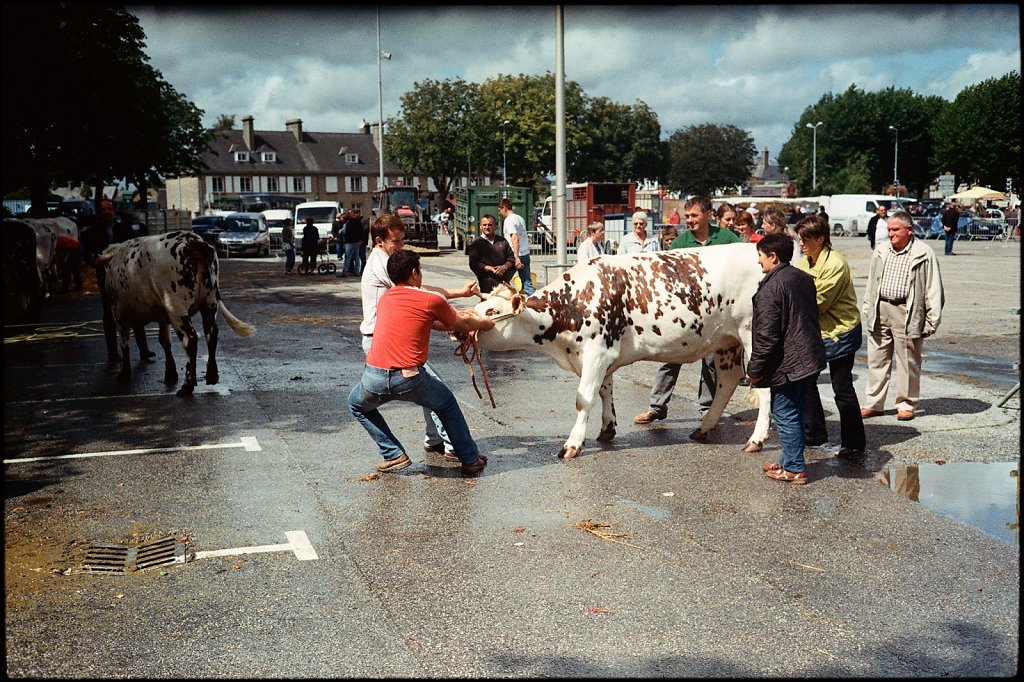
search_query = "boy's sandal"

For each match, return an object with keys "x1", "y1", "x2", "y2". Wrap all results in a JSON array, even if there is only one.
[
  {"x1": 376, "y1": 453, "x2": 411, "y2": 472},
  {"x1": 762, "y1": 462, "x2": 783, "y2": 472},
  {"x1": 765, "y1": 467, "x2": 807, "y2": 484}
]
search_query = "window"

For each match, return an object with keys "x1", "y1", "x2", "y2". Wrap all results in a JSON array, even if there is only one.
[
  {"x1": 239, "y1": 177, "x2": 252, "y2": 192},
  {"x1": 292, "y1": 177, "x2": 305, "y2": 192},
  {"x1": 211, "y1": 177, "x2": 225, "y2": 192},
  {"x1": 266, "y1": 177, "x2": 279, "y2": 192},
  {"x1": 347, "y1": 176, "x2": 366, "y2": 193},
  {"x1": 234, "y1": 151, "x2": 249, "y2": 163},
  {"x1": 345, "y1": 153, "x2": 359, "y2": 164},
  {"x1": 261, "y1": 151, "x2": 276, "y2": 163}
]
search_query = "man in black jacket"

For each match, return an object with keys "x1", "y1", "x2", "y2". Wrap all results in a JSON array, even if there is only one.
[
  {"x1": 466, "y1": 213, "x2": 515, "y2": 293},
  {"x1": 866, "y1": 204, "x2": 888, "y2": 250},
  {"x1": 745, "y1": 233, "x2": 826, "y2": 485},
  {"x1": 300, "y1": 216, "x2": 320, "y2": 273},
  {"x1": 940, "y1": 202, "x2": 959, "y2": 256}
]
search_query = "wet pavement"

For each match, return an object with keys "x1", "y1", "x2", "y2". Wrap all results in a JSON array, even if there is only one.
[{"x1": 3, "y1": 235, "x2": 1019, "y2": 677}]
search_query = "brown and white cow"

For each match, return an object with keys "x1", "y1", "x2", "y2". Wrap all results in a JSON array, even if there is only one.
[
  {"x1": 466, "y1": 241, "x2": 771, "y2": 458},
  {"x1": 97, "y1": 231, "x2": 255, "y2": 396}
]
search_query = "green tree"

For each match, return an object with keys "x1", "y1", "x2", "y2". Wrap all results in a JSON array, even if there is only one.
[
  {"x1": 931, "y1": 71, "x2": 1020, "y2": 191},
  {"x1": 2, "y1": 4, "x2": 209, "y2": 215},
  {"x1": 665, "y1": 123, "x2": 755, "y2": 197},
  {"x1": 575, "y1": 98, "x2": 667, "y2": 183},
  {"x1": 780, "y1": 85, "x2": 946, "y2": 197}
]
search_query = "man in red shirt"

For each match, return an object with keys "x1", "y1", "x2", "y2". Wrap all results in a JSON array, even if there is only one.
[{"x1": 348, "y1": 249, "x2": 495, "y2": 475}]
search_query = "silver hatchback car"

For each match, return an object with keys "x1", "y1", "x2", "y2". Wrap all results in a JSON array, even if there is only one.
[{"x1": 218, "y1": 212, "x2": 271, "y2": 257}]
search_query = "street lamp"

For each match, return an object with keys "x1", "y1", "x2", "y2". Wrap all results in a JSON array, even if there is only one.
[
  {"x1": 502, "y1": 119, "x2": 510, "y2": 187},
  {"x1": 805, "y1": 121, "x2": 823, "y2": 191},
  {"x1": 376, "y1": 9, "x2": 391, "y2": 193},
  {"x1": 888, "y1": 125, "x2": 899, "y2": 198}
]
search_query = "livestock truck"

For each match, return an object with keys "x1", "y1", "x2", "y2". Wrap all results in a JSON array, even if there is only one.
[
  {"x1": 453, "y1": 185, "x2": 534, "y2": 254},
  {"x1": 537, "y1": 182, "x2": 637, "y2": 250}
]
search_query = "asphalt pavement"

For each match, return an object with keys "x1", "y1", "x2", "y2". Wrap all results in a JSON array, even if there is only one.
[{"x1": 3, "y1": 234, "x2": 1019, "y2": 677}]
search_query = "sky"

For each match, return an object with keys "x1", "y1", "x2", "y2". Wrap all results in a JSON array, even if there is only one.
[{"x1": 129, "y1": 4, "x2": 1020, "y2": 167}]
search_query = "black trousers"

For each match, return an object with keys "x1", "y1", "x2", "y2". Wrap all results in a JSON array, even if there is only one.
[{"x1": 803, "y1": 352, "x2": 866, "y2": 450}]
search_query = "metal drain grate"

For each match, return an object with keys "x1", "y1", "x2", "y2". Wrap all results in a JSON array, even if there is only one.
[{"x1": 76, "y1": 536, "x2": 190, "y2": 575}]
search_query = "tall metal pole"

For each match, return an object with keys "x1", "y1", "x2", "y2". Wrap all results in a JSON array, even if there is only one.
[
  {"x1": 555, "y1": 6, "x2": 567, "y2": 265},
  {"x1": 502, "y1": 120, "x2": 509, "y2": 187},
  {"x1": 888, "y1": 125, "x2": 899, "y2": 197},
  {"x1": 805, "y1": 121, "x2": 822, "y2": 191},
  {"x1": 376, "y1": 9, "x2": 386, "y2": 192}
]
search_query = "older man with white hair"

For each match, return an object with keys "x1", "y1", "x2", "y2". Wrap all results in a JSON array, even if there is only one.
[{"x1": 617, "y1": 211, "x2": 660, "y2": 254}]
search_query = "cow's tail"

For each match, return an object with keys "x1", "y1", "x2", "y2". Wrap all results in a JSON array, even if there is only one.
[{"x1": 218, "y1": 299, "x2": 256, "y2": 337}]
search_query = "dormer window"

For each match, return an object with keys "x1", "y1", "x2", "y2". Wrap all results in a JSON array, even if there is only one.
[
  {"x1": 345, "y1": 153, "x2": 359, "y2": 164},
  {"x1": 261, "y1": 151, "x2": 276, "y2": 163},
  {"x1": 234, "y1": 151, "x2": 250, "y2": 163}
]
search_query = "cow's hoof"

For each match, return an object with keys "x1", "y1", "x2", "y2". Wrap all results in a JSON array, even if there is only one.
[
  {"x1": 689, "y1": 428, "x2": 709, "y2": 442},
  {"x1": 741, "y1": 441, "x2": 763, "y2": 453},
  {"x1": 205, "y1": 374, "x2": 219, "y2": 385},
  {"x1": 116, "y1": 372, "x2": 131, "y2": 385},
  {"x1": 558, "y1": 445, "x2": 580, "y2": 459},
  {"x1": 596, "y1": 427, "x2": 616, "y2": 442},
  {"x1": 164, "y1": 373, "x2": 178, "y2": 385},
  {"x1": 176, "y1": 384, "x2": 195, "y2": 397}
]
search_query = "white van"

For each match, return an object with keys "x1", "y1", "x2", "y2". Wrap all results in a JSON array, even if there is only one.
[
  {"x1": 824, "y1": 194, "x2": 908, "y2": 236},
  {"x1": 262, "y1": 209, "x2": 292, "y2": 238},
  {"x1": 294, "y1": 201, "x2": 341, "y2": 240}
]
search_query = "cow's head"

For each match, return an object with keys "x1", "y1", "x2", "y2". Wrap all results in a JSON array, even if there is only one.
[{"x1": 450, "y1": 283, "x2": 528, "y2": 348}]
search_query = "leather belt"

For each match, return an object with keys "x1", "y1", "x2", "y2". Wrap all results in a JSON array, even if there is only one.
[{"x1": 881, "y1": 296, "x2": 906, "y2": 304}]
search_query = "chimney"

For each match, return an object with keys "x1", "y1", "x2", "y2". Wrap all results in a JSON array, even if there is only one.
[
  {"x1": 242, "y1": 115, "x2": 254, "y2": 150},
  {"x1": 762, "y1": 146, "x2": 769, "y2": 168},
  {"x1": 286, "y1": 118, "x2": 303, "y2": 143}
]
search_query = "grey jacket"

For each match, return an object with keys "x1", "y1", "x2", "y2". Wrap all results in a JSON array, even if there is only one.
[{"x1": 862, "y1": 237, "x2": 944, "y2": 338}]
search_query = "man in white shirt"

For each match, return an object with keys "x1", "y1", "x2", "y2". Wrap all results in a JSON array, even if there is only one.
[
  {"x1": 617, "y1": 211, "x2": 660, "y2": 254},
  {"x1": 360, "y1": 214, "x2": 478, "y2": 459},
  {"x1": 498, "y1": 197, "x2": 534, "y2": 294}
]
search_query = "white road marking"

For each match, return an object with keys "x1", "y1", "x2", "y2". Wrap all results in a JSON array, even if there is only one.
[
  {"x1": 193, "y1": 530, "x2": 318, "y2": 561},
  {"x1": 3, "y1": 437, "x2": 262, "y2": 464}
]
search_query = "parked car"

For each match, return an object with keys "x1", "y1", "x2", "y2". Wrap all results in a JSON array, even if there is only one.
[
  {"x1": 190, "y1": 214, "x2": 226, "y2": 248},
  {"x1": 217, "y1": 212, "x2": 271, "y2": 256}
]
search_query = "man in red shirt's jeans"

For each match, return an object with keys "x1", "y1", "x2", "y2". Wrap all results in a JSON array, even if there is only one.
[{"x1": 348, "y1": 249, "x2": 494, "y2": 476}]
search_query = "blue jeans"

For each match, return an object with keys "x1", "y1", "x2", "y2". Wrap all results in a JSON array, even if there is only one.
[
  {"x1": 516, "y1": 253, "x2": 535, "y2": 294},
  {"x1": 283, "y1": 244, "x2": 295, "y2": 272},
  {"x1": 361, "y1": 334, "x2": 452, "y2": 453},
  {"x1": 771, "y1": 376, "x2": 814, "y2": 473},
  {"x1": 347, "y1": 364, "x2": 480, "y2": 465},
  {"x1": 343, "y1": 242, "x2": 362, "y2": 276},
  {"x1": 944, "y1": 227, "x2": 956, "y2": 254}
]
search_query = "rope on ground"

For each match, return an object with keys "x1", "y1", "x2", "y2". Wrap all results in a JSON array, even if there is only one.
[
  {"x1": 3, "y1": 321, "x2": 106, "y2": 344},
  {"x1": 454, "y1": 330, "x2": 496, "y2": 408}
]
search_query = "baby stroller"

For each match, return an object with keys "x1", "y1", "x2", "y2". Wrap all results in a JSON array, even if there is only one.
[{"x1": 297, "y1": 238, "x2": 337, "y2": 275}]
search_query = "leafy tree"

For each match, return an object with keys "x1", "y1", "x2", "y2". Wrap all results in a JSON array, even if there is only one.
[
  {"x1": 386, "y1": 78, "x2": 482, "y2": 201},
  {"x1": 575, "y1": 98, "x2": 667, "y2": 184},
  {"x1": 931, "y1": 71, "x2": 1020, "y2": 191},
  {"x1": 213, "y1": 114, "x2": 236, "y2": 132},
  {"x1": 665, "y1": 123, "x2": 755, "y2": 197},
  {"x1": 2, "y1": 4, "x2": 209, "y2": 214}
]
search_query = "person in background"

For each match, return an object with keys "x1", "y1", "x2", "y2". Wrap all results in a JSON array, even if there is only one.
[
  {"x1": 866, "y1": 204, "x2": 888, "y2": 251},
  {"x1": 576, "y1": 221, "x2": 605, "y2": 263},
  {"x1": 499, "y1": 197, "x2": 534, "y2": 295},
  {"x1": 941, "y1": 201, "x2": 959, "y2": 256},
  {"x1": 618, "y1": 211, "x2": 659, "y2": 253},
  {"x1": 360, "y1": 214, "x2": 479, "y2": 462},
  {"x1": 735, "y1": 210, "x2": 762, "y2": 243},
  {"x1": 55, "y1": 233, "x2": 83, "y2": 292},
  {"x1": 280, "y1": 217, "x2": 295, "y2": 274},
  {"x1": 818, "y1": 205, "x2": 830, "y2": 224},
  {"x1": 80, "y1": 198, "x2": 154, "y2": 361},
  {"x1": 300, "y1": 215, "x2": 319, "y2": 273},
  {"x1": 746, "y1": 233, "x2": 826, "y2": 485},
  {"x1": 332, "y1": 210, "x2": 347, "y2": 261},
  {"x1": 348, "y1": 248, "x2": 494, "y2": 476},
  {"x1": 715, "y1": 202, "x2": 737, "y2": 233},
  {"x1": 341, "y1": 208, "x2": 366, "y2": 277},
  {"x1": 467, "y1": 213, "x2": 515, "y2": 293},
  {"x1": 659, "y1": 225, "x2": 677, "y2": 251},
  {"x1": 860, "y1": 210, "x2": 944, "y2": 422},
  {"x1": 634, "y1": 196, "x2": 739, "y2": 425},
  {"x1": 793, "y1": 215, "x2": 866, "y2": 459},
  {"x1": 667, "y1": 208, "x2": 681, "y2": 226}
]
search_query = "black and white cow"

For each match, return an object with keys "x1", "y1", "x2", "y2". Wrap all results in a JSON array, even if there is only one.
[
  {"x1": 96, "y1": 231, "x2": 255, "y2": 396},
  {"x1": 466, "y1": 242, "x2": 771, "y2": 459},
  {"x1": 2, "y1": 220, "x2": 44, "y2": 320}
]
